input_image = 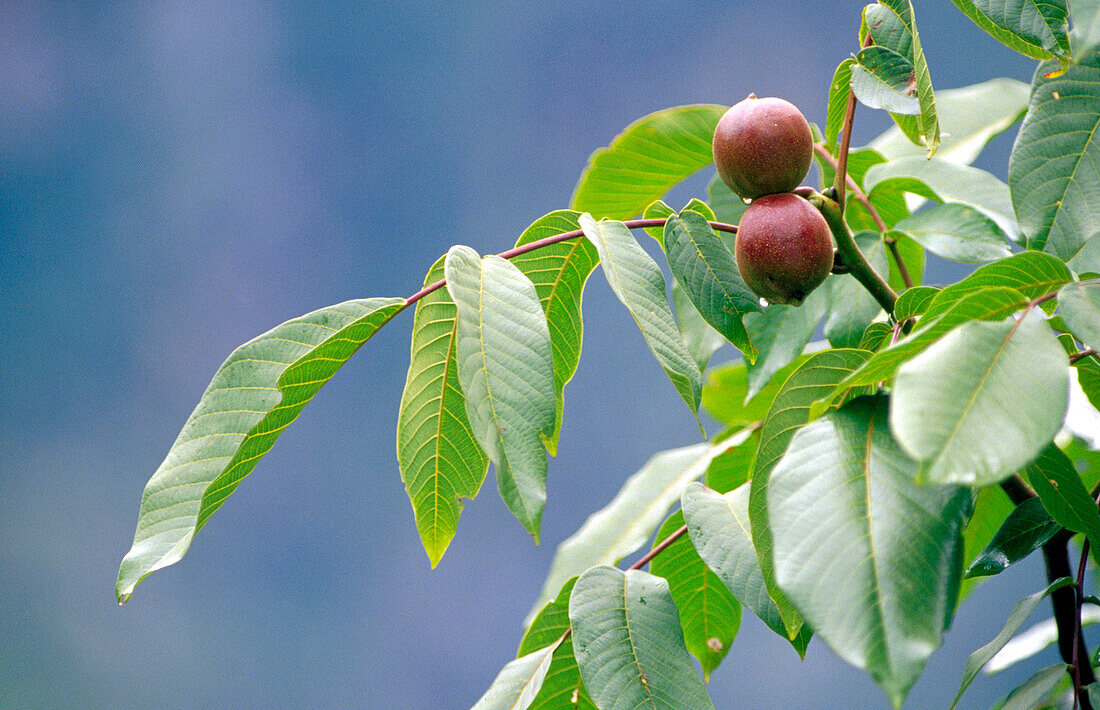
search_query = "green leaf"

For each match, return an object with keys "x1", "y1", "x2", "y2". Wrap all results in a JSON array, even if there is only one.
[
  {"x1": 445, "y1": 247, "x2": 556, "y2": 540},
  {"x1": 1010, "y1": 55, "x2": 1100, "y2": 259},
  {"x1": 673, "y1": 281, "x2": 726, "y2": 373},
  {"x1": 1059, "y1": 281, "x2": 1100, "y2": 348},
  {"x1": 706, "y1": 173, "x2": 748, "y2": 228},
  {"x1": 1071, "y1": 0, "x2": 1100, "y2": 62},
  {"x1": 887, "y1": 234, "x2": 925, "y2": 291},
  {"x1": 891, "y1": 311, "x2": 1069, "y2": 485},
  {"x1": 965, "y1": 498, "x2": 1061, "y2": 578},
  {"x1": 527, "y1": 440, "x2": 734, "y2": 624},
  {"x1": 869, "y1": 78, "x2": 1030, "y2": 165},
  {"x1": 893, "y1": 203, "x2": 1012, "y2": 262},
  {"x1": 398, "y1": 258, "x2": 490, "y2": 567},
  {"x1": 700, "y1": 356, "x2": 811, "y2": 427},
  {"x1": 948, "y1": 0, "x2": 1070, "y2": 60},
  {"x1": 743, "y1": 289, "x2": 829, "y2": 400},
  {"x1": 571, "y1": 104, "x2": 726, "y2": 220},
  {"x1": 851, "y1": 46, "x2": 920, "y2": 115},
  {"x1": 959, "y1": 486, "x2": 1015, "y2": 601},
  {"x1": 705, "y1": 429, "x2": 759, "y2": 494},
  {"x1": 1070, "y1": 232, "x2": 1100, "y2": 275},
  {"x1": 472, "y1": 639, "x2": 563, "y2": 710},
  {"x1": 864, "y1": 157, "x2": 1021, "y2": 242},
  {"x1": 116, "y1": 296, "x2": 405, "y2": 603},
  {"x1": 580, "y1": 215, "x2": 703, "y2": 420},
  {"x1": 682, "y1": 482, "x2": 810, "y2": 656},
  {"x1": 749, "y1": 349, "x2": 874, "y2": 638},
  {"x1": 996, "y1": 664, "x2": 1069, "y2": 710},
  {"x1": 921, "y1": 251, "x2": 1071, "y2": 322},
  {"x1": 642, "y1": 197, "x2": 716, "y2": 245},
  {"x1": 865, "y1": 0, "x2": 940, "y2": 156},
  {"x1": 989, "y1": 607, "x2": 1100, "y2": 673},
  {"x1": 664, "y1": 210, "x2": 761, "y2": 362},
  {"x1": 569, "y1": 566, "x2": 715, "y2": 710},
  {"x1": 825, "y1": 58, "x2": 856, "y2": 147},
  {"x1": 768, "y1": 395, "x2": 971, "y2": 707},
  {"x1": 860, "y1": 321, "x2": 895, "y2": 351},
  {"x1": 823, "y1": 232, "x2": 889, "y2": 348},
  {"x1": 650, "y1": 511, "x2": 741, "y2": 681},
  {"x1": 949, "y1": 577, "x2": 1075, "y2": 708},
  {"x1": 518, "y1": 578, "x2": 597, "y2": 710},
  {"x1": 894, "y1": 285, "x2": 939, "y2": 321},
  {"x1": 508, "y1": 210, "x2": 601, "y2": 455},
  {"x1": 1026, "y1": 443, "x2": 1100, "y2": 551}
]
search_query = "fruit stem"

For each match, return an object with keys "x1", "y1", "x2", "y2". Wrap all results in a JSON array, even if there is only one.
[{"x1": 810, "y1": 190, "x2": 898, "y2": 316}]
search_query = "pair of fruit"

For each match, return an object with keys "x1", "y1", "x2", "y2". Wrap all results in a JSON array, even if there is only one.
[{"x1": 713, "y1": 96, "x2": 833, "y2": 305}]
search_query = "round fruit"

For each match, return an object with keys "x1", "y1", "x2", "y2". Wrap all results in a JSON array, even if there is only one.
[
  {"x1": 735, "y1": 193, "x2": 833, "y2": 306},
  {"x1": 712, "y1": 95, "x2": 813, "y2": 200}
]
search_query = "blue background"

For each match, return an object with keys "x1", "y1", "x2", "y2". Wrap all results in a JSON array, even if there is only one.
[{"x1": 0, "y1": 2, "x2": 1077, "y2": 707}]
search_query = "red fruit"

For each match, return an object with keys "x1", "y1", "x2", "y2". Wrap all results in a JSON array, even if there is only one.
[
  {"x1": 735, "y1": 193, "x2": 833, "y2": 306},
  {"x1": 712, "y1": 95, "x2": 813, "y2": 200}
]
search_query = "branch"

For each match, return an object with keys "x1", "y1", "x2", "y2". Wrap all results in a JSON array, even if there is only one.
[
  {"x1": 1072, "y1": 349, "x2": 1099, "y2": 364},
  {"x1": 810, "y1": 191, "x2": 898, "y2": 315},
  {"x1": 1044, "y1": 530, "x2": 1096, "y2": 709},
  {"x1": 833, "y1": 32, "x2": 874, "y2": 205},
  {"x1": 403, "y1": 217, "x2": 739, "y2": 306}
]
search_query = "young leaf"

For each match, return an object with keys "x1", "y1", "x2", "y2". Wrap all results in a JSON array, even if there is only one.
[
  {"x1": 682, "y1": 482, "x2": 810, "y2": 657},
  {"x1": 893, "y1": 203, "x2": 1012, "y2": 263},
  {"x1": 569, "y1": 566, "x2": 715, "y2": 710},
  {"x1": 579, "y1": 214, "x2": 703, "y2": 419},
  {"x1": 949, "y1": 0, "x2": 1070, "y2": 61},
  {"x1": 571, "y1": 104, "x2": 726, "y2": 220},
  {"x1": 824, "y1": 58, "x2": 856, "y2": 148},
  {"x1": 1010, "y1": 55, "x2": 1100, "y2": 259},
  {"x1": 921, "y1": 251, "x2": 1071, "y2": 322},
  {"x1": 398, "y1": 258, "x2": 490, "y2": 567},
  {"x1": 743, "y1": 289, "x2": 828, "y2": 400},
  {"x1": 526, "y1": 440, "x2": 735, "y2": 624},
  {"x1": 891, "y1": 311, "x2": 1069, "y2": 486},
  {"x1": 1059, "y1": 281, "x2": 1100, "y2": 348},
  {"x1": 859, "y1": 321, "x2": 894, "y2": 351},
  {"x1": 650, "y1": 511, "x2": 741, "y2": 680},
  {"x1": 768, "y1": 395, "x2": 972, "y2": 708},
  {"x1": 870, "y1": 78, "x2": 1029, "y2": 165},
  {"x1": 949, "y1": 577, "x2": 1075, "y2": 709},
  {"x1": 517, "y1": 578, "x2": 596, "y2": 710},
  {"x1": 748, "y1": 349, "x2": 873, "y2": 638},
  {"x1": 116, "y1": 296, "x2": 405, "y2": 604},
  {"x1": 673, "y1": 281, "x2": 726, "y2": 373},
  {"x1": 1025, "y1": 443, "x2": 1100, "y2": 553},
  {"x1": 964, "y1": 497, "x2": 1061, "y2": 578},
  {"x1": 508, "y1": 210, "x2": 600, "y2": 455},
  {"x1": 894, "y1": 285, "x2": 939, "y2": 322},
  {"x1": 445, "y1": 246, "x2": 556, "y2": 540},
  {"x1": 472, "y1": 639, "x2": 563, "y2": 710},
  {"x1": 663, "y1": 210, "x2": 760, "y2": 362},
  {"x1": 995, "y1": 664, "x2": 1069, "y2": 710},
  {"x1": 823, "y1": 232, "x2": 889, "y2": 348}
]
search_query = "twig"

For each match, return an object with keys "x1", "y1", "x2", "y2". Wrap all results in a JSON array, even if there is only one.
[
  {"x1": 810, "y1": 191, "x2": 898, "y2": 315},
  {"x1": 833, "y1": 32, "x2": 875, "y2": 205},
  {"x1": 1071, "y1": 349, "x2": 1099, "y2": 364}
]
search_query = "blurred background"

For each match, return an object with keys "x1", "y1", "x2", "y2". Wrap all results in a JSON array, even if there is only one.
[{"x1": 0, "y1": 1, "x2": 1078, "y2": 707}]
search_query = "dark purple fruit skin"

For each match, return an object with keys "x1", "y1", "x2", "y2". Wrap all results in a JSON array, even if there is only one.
[
  {"x1": 713, "y1": 96, "x2": 813, "y2": 200},
  {"x1": 735, "y1": 193, "x2": 833, "y2": 306}
]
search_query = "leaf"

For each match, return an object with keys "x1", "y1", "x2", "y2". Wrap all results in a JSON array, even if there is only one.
[
  {"x1": 1010, "y1": 55, "x2": 1100, "y2": 259},
  {"x1": 1059, "y1": 281, "x2": 1100, "y2": 348},
  {"x1": 949, "y1": 0, "x2": 1070, "y2": 60},
  {"x1": 949, "y1": 577, "x2": 1075, "y2": 708},
  {"x1": 864, "y1": 157, "x2": 1021, "y2": 242},
  {"x1": 891, "y1": 311, "x2": 1069, "y2": 485},
  {"x1": 1070, "y1": 231, "x2": 1100, "y2": 275},
  {"x1": 996, "y1": 664, "x2": 1069, "y2": 710},
  {"x1": 823, "y1": 232, "x2": 889, "y2": 348},
  {"x1": 851, "y1": 46, "x2": 921, "y2": 115},
  {"x1": 894, "y1": 285, "x2": 939, "y2": 321},
  {"x1": 526, "y1": 440, "x2": 735, "y2": 624},
  {"x1": 673, "y1": 281, "x2": 726, "y2": 373},
  {"x1": 767, "y1": 395, "x2": 972, "y2": 707},
  {"x1": 682, "y1": 482, "x2": 810, "y2": 656},
  {"x1": 824, "y1": 58, "x2": 856, "y2": 147},
  {"x1": 1072, "y1": 0, "x2": 1100, "y2": 62},
  {"x1": 1026, "y1": 443, "x2": 1100, "y2": 552},
  {"x1": 921, "y1": 251, "x2": 1071, "y2": 322},
  {"x1": 571, "y1": 104, "x2": 726, "y2": 220},
  {"x1": 704, "y1": 428, "x2": 759, "y2": 494},
  {"x1": 445, "y1": 247, "x2": 556, "y2": 539},
  {"x1": 664, "y1": 210, "x2": 761, "y2": 362},
  {"x1": 642, "y1": 197, "x2": 716, "y2": 245},
  {"x1": 706, "y1": 173, "x2": 748, "y2": 227},
  {"x1": 700, "y1": 355, "x2": 811, "y2": 427},
  {"x1": 859, "y1": 321, "x2": 894, "y2": 351},
  {"x1": 887, "y1": 234, "x2": 925, "y2": 291},
  {"x1": 965, "y1": 498, "x2": 1061, "y2": 578},
  {"x1": 869, "y1": 78, "x2": 1030, "y2": 165},
  {"x1": 472, "y1": 639, "x2": 563, "y2": 710},
  {"x1": 580, "y1": 215, "x2": 703, "y2": 420},
  {"x1": 508, "y1": 210, "x2": 601, "y2": 455},
  {"x1": 893, "y1": 203, "x2": 1012, "y2": 262},
  {"x1": 569, "y1": 566, "x2": 715, "y2": 710},
  {"x1": 116, "y1": 296, "x2": 405, "y2": 603},
  {"x1": 518, "y1": 578, "x2": 597, "y2": 710},
  {"x1": 650, "y1": 511, "x2": 741, "y2": 681},
  {"x1": 959, "y1": 486, "x2": 1015, "y2": 601},
  {"x1": 748, "y1": 349, "x2": 874, "y2": 638},
  {"x1": 988, "y1": 607, "x2": 1100, "y2": 672},
  {"x1": 398, "y1": 258, "x2": 490, "y2": 567},
  {"x1": 743, "y1": 288, "x2": 829, "y2": 400}
]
